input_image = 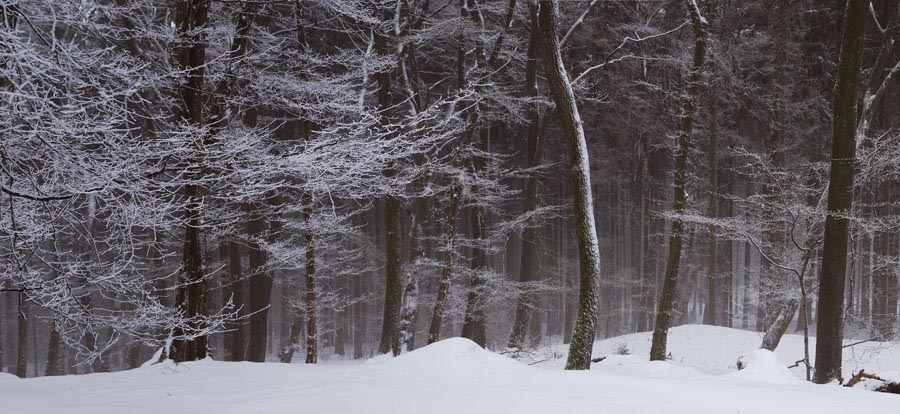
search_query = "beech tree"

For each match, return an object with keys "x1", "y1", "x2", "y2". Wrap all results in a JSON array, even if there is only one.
[
  {"x1": 537, "y1": 0, "x2": 602, "y2": 370},
  {"x1": 650, "y1": 0, "x2": 708, "y2": 362},
  {"x1": 812, "y1": 0, "x2": 868, "y2": 385}
]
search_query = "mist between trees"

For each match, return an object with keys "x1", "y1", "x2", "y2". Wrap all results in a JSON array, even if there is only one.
[{"x1": 0, "y1": 0, "x2": 897, "y2": 382}]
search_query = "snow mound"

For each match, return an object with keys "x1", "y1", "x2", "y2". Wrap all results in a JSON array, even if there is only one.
[
  {"x1": 384, "y1": 337, "x2": 525, "y2": 372},
  {"x1": 724, "y1": 349, "x2": 798, "y2": 384}
]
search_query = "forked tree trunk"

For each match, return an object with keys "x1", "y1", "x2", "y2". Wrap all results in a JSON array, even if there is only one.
[
  {"x1": 537, "y1": 0, "x2": 602, "y2": 370},
  {"x1": 650, "y1": 0, "x2": 707, "y2": 361},
  {"x1": 813, "y1": 0, "x2": 867, "y2": 385}
]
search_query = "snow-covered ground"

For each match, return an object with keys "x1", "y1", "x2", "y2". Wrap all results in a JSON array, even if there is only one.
[{"x1": 3, "y1": 325, "x2": 898, "y2": 414}]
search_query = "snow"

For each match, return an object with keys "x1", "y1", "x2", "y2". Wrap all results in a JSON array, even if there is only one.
[
  {"x1": 3, "y1": 325, "x2": 898, "y2": 414},
  {"x1": 725, "y1": 349, "x2": 799, "y2": 384}
]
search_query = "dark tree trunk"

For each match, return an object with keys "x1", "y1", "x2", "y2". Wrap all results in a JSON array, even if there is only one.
[
  {"x1": 225, "y1": 241, "x2": 246, "y2": 361},
  {"x1": 303, "y1": 194, "x2": 317, "y2": 364},
  {"x1": 16, "y1": 292, "x2": 27, "y2": 377},
  {"x1": 245, "y1": 207, "x2": 270, "y2": 362},
  {"x1": 813, "y1": 0, "x2": 867, "y2": 385},
  {"x1": 335, "y1": 276, "x2": 349, "y2": 356},
  {"x1": 352, "y1": 268, "x2": 365, "y2": 359},
  {"x1": 170, "y1": 0, "x2": 210, "y2": 363},
  {"x1": 509, "y1": 4, "x2": 544, "y2": 350},
  {"x1": 538, "y1": 0, "x2": 603, "y2": 370},
  {"x1": 428, "y1": 187, "x2": 461, "y2": 344},
  {"x1": 873, "y1": 182, "x2": 897, "y2": 340},
  {"x1": 705, "y1": 85, "x2": 718, "y2": 326},
  {"x1": 458, "y1": 0, "x2": 490, "y2": 348},
  {"x1": 650, "y1": 0, "x2": 707, "y2": 361},
  {"x1": 44, "y1": 319, "x2": 63, "y2": 376},
  {"x1": 461, "y1": 196, "x2": 489, "y2": 347},
  {"x1": 379, "y1": 194, "x2": 403, "y2": 356},
  {"x1": 278, "y1": 316, "x2": 304, "y2": 363},
  {"x1": 869, "y1": 0, "x2": 899, "y2": 343},
  {"x1": 373, "y1": 6, "x2": 402, "y2": 355}
]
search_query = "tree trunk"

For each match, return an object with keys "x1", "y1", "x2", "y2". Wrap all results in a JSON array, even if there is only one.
[
  {"x1": 538, "y1": 0, "x2": 603, "y2": 370},
  {"x1": 869, "y1": 0, "x2": 899, "y2": 343},
  {"x1": 508, "y1": 3, "x2": 543, "y2": 351},
  {"x1": 245, "y1": 206, "x2": 270, "y2": 362},
  {"x1": 460, "y1": 198, "x2": 489, "y2": 347},
  {"x1": 705, "y1": 85, "x2": 718, "y2": 326},
  {"x1": 760, "y1": 299, "x2": 798, "y2": 351},
  {"x1": 650, "y1": 0, "x2": 707, "y2": 361},
  {"x1": 398, "y1": 273, "x2": 418, "y2": 352},
  {"x1": 44, "y1": 319, "x2": 63, "y2": 376},
  {"x1": 225, "y1": 241, "x2": 246, "y2": 361},
  {"x1": 278, "y1": 316, "x2": 304, "y2": 363},
  {"x1": 873, "y1": 181, "x2": 896, "y2": 340},
  {"x1": 373, "y1": 6, "x2": 403, "y2": 355},
  {"x1": 335, "y1": 276, "x2": 349, "y2": 356},
  {"x1": 303, "y1": 194, "x2": 317, "y2": 364},
  {"x1": 427, "y1": 187, "x2": 461, "y2": 344},
  {"x1": 170, "y1": 0, "x2": 210, "y2": 363},
  {"x1": 813, "y1": 0, "x2": 867, "y2": 385},
  {"x1": 16, "y1": 292, "x2": 27, "y2": 377},
  {"x1": 352, "y1": 268, "x2": 365, "y2": 359}
]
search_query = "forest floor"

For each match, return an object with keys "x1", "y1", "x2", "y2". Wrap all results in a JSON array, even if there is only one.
[{"x1": 3, "y1": 325, "x2": 899, "y2": 413}]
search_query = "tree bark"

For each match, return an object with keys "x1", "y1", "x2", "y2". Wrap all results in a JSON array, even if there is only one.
[
  {"x1": 650, "y1": 0, "x2": 707, "y2": 361},
  {"x1": 705, "y1": 85, "x2": 718, "y2": 326},
  {"x1": 869, "y1": 0, "x2": 899, "y2": 342},
  {"x1": 352, "y1": 266, "x2": 365, "y2": 359},
  {"x1": 508, "y1": 3, "x2": 544, "y2": 350},
  {"x1": 16, "y1": 292, "x2": 27, "y2": 377},
  {"x1": 760, "y1": 299, "x2": 799, "y2": 351},
  {"x1": 813, "y1": 0, "x2": 867, "y2": 385},
  {"x1": 225, "y1": 241, "x2": 246, "y2": 361},
  {"x1": 44, "y1": 318, "x2": 63, "y2": 376},
  {"x1": 244, "y1": 207, "x2": 270, "y2": 362},
  {"x1": 428, "y1": 187, "x2": 461, "y2": 344},
  {"x1": 303, "y1": 193, "x2": 317, "y2": 364},
  {"x1": 538, "y1": 0, "x2": 603, "y2": 370},
  {"x1": 170, "y1": 0, "x2": 210, "y2": 363},
  {"x1": 372, "y1": 4, "x2": 403, "y2": 355}
]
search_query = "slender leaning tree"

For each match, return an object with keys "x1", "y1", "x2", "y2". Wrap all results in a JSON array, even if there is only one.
[
  {"x1": 537, "y1": 0, "x2": 602, "y2": 370},
  {"x1": 649, "y1": 0, "x2": 708, "y2": 361}
]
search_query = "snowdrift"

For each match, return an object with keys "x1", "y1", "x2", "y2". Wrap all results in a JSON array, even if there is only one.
[
  {"x1": 2, "y1": 326, "x2": 897, "y2": 414},
  {"x1": 724, "y1": 349, "x2": 799, "y2": 384}
]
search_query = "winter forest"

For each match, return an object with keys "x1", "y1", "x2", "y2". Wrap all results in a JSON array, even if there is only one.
[{"x1": 1, "y1": 0, "x2": 900, "y2": 412}]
